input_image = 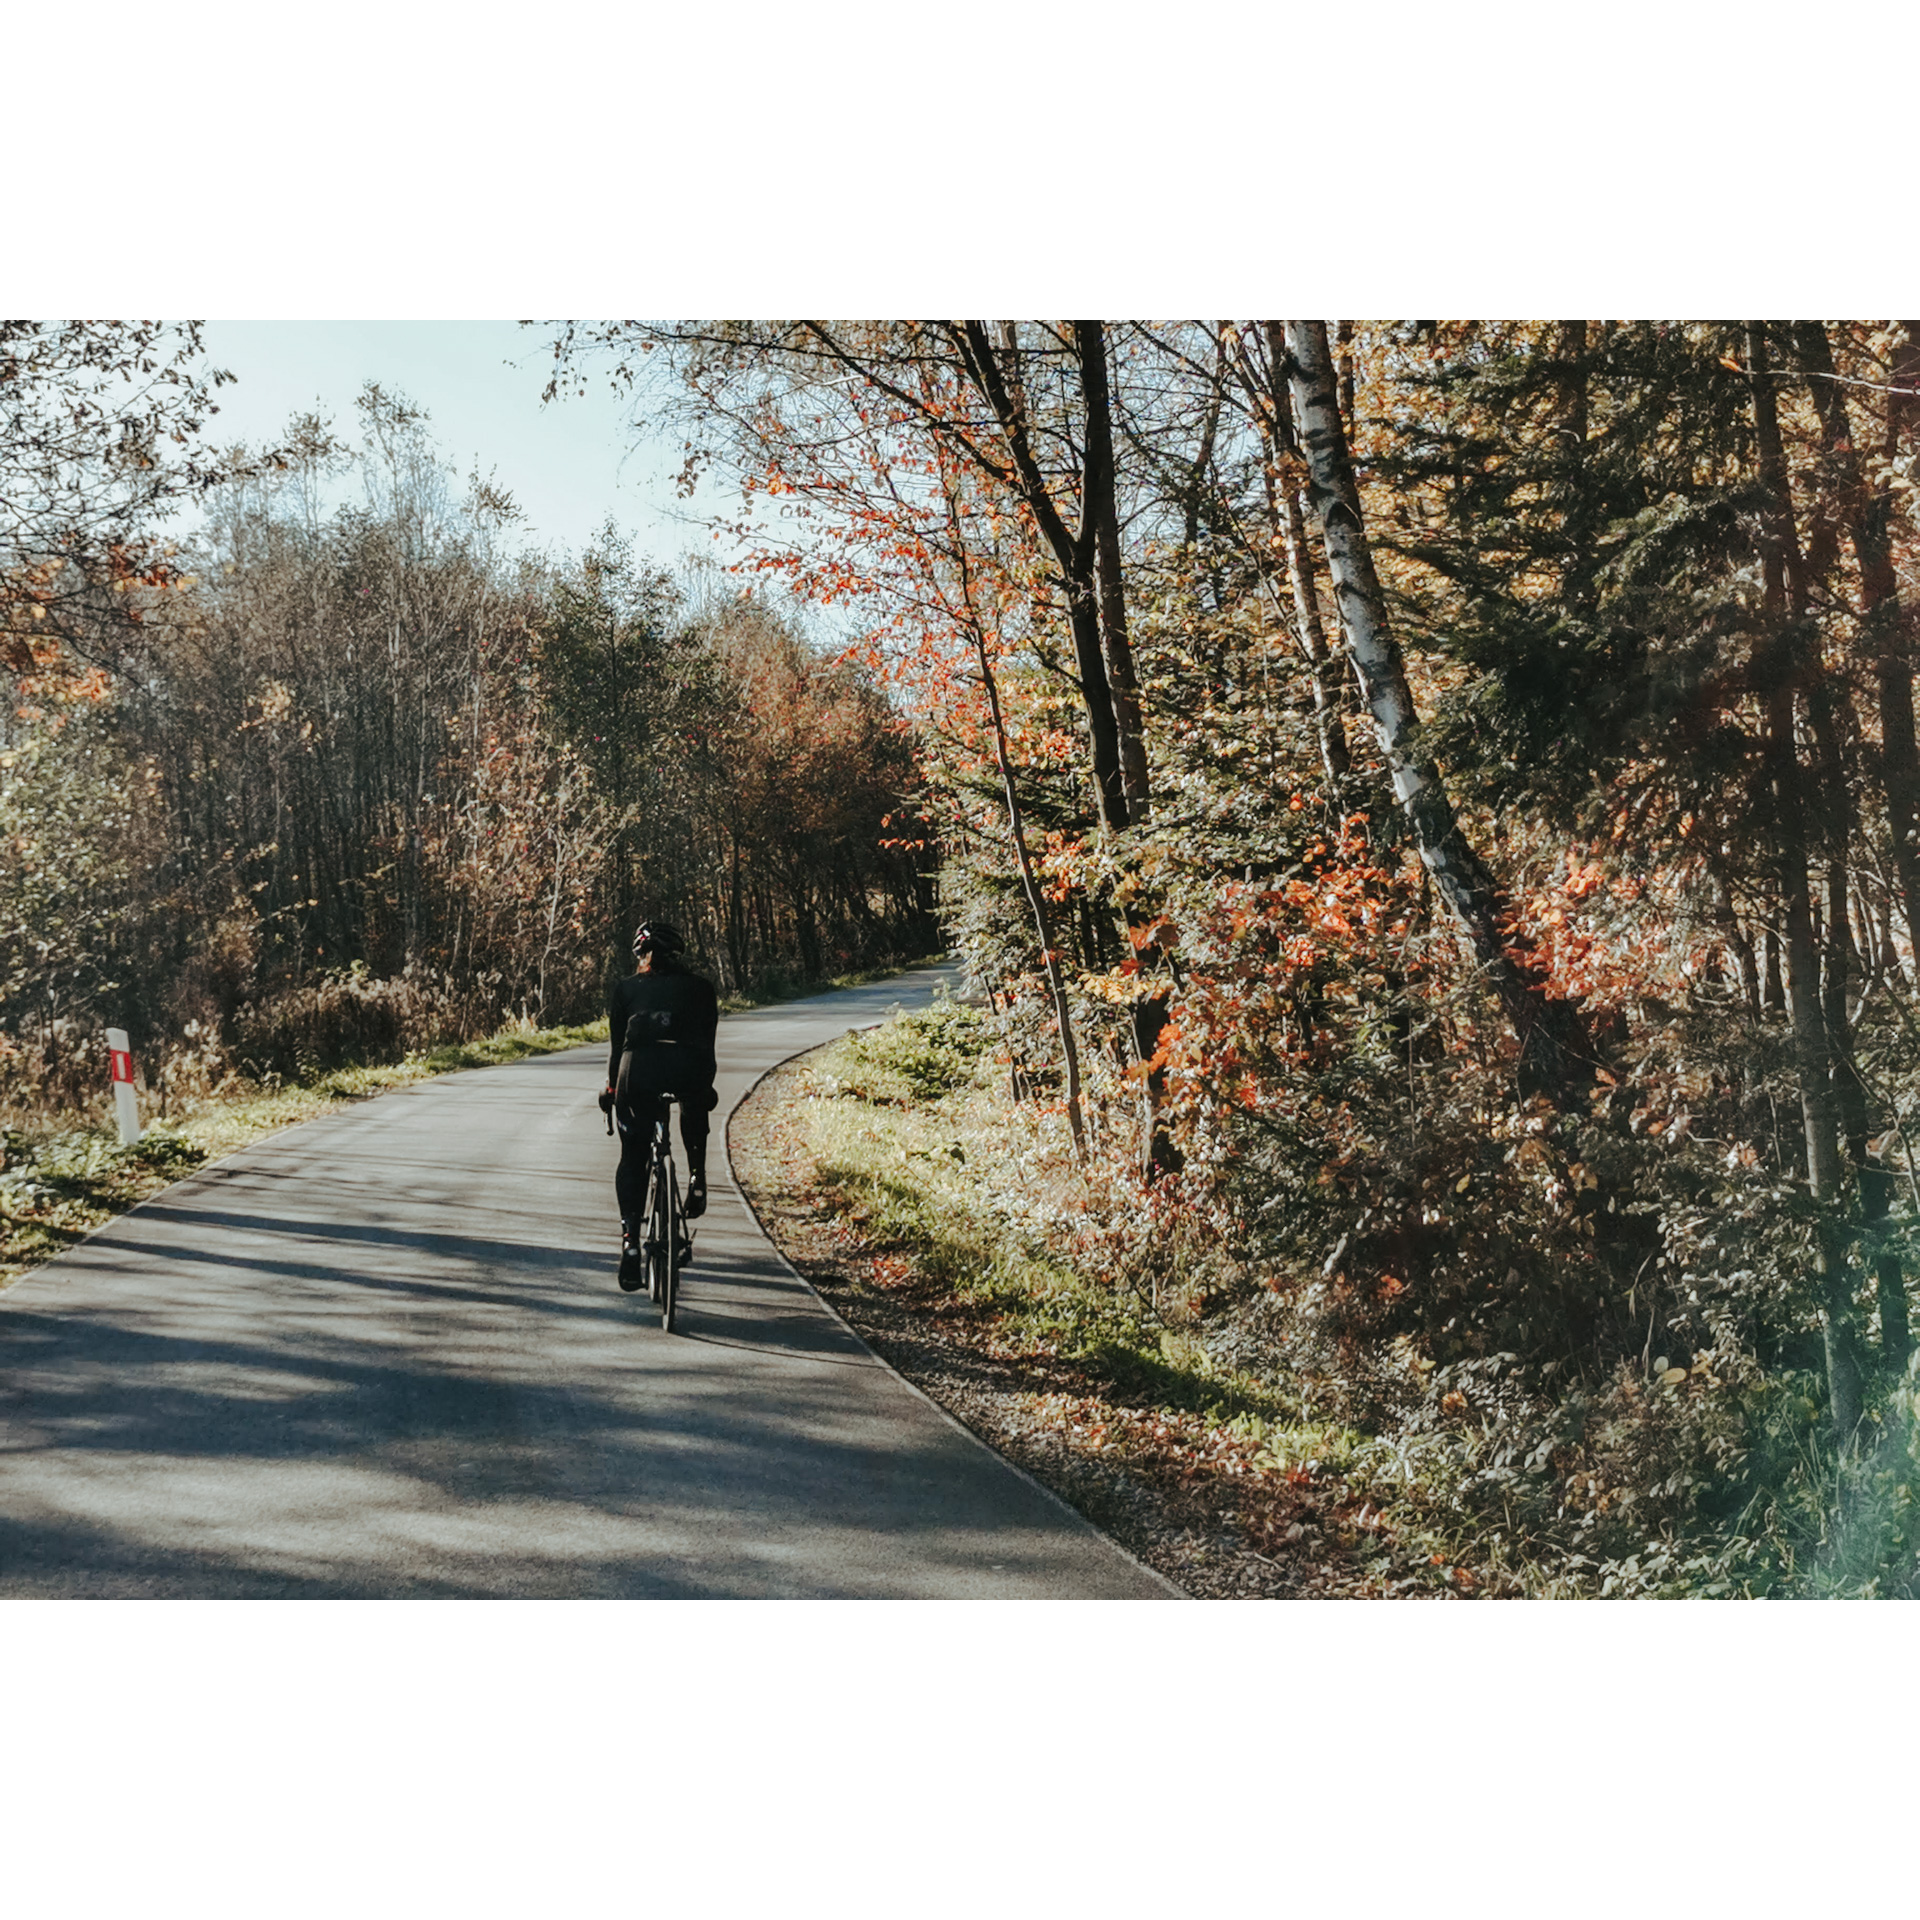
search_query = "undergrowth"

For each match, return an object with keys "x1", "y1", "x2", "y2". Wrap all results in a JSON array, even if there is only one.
[{"x1": 790, "y1": 1000, "x2": 1920, "y2": 1598}]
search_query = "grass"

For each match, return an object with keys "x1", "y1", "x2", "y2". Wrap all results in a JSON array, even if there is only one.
[
  {"x1": 798, "y1": 1036, "x2": 1175, "y2": 1388},
  {"x1": 801, "y1": 1004, "x2": 1335, "y2": 1431}
]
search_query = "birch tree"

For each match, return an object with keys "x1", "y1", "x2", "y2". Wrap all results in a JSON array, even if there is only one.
[{"x1": 1282, "y1": 319, "x2": 1591, "y2": 1101}]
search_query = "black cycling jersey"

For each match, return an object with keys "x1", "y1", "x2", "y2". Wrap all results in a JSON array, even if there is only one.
[{"x1": 607, "y1": 958, "x2": 718, "y2": 1095}]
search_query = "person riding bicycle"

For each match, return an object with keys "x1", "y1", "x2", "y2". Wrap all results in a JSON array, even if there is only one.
[{"x1": 598, "y1": 921, "x2": 720, "y2": 1290}]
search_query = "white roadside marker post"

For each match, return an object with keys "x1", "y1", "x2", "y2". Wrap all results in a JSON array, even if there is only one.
[{"x1": 107, "y1": 1027, "x2": 141, "y2": 1147}]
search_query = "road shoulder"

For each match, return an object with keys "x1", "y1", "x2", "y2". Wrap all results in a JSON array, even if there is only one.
[{"x1": 729, "y1": 1049, "x2": 1319, "y2": 1600}]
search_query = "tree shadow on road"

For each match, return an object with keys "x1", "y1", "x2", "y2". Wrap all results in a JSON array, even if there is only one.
[{"x1": 1, "y1": 1232, "x2": 1146, "y2": 1597}]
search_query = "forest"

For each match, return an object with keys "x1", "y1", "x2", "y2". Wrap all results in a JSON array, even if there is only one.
[
  {"x1": 0, "y1": 325, "x2": 935, "y2": 1124},
  {"x1": 11, "y1": 316, "x2": 1920, "y2": 1594}
]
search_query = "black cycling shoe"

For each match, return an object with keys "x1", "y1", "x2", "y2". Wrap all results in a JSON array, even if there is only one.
[
  {"x1": 617, "y1": 1223, "x2": 644, "y2": 1292},
  {"x1": 684, "y1": 1171, "x2": 708, "y2": 1219}
]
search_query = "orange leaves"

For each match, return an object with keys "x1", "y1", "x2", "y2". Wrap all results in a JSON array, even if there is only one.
[
  {"x1": 1203, "y1": 843, "x2": 1413, "y2": 983},
  {"x1": 1080, "y1": 965, "x2": 1159, "y2": 1007},
  {"x1": 105, "y1": 542, "x2": 184, "y2": 594},
  {"x1": 10, "y1": 655, "x2": 111, "y2": 708},
  {"x1": 1035, "y1": 828, "x2": 1091, "y2": 904},
  {"x1": 1313, "y1": 898, "x2": 1355, "y2": 940},
  {"x1": 63, "y1": 665, "x2": 110, "y2": 704},
  {"x1": 1503, "y1": 843, "x2": 1695, "y2": 1012}
]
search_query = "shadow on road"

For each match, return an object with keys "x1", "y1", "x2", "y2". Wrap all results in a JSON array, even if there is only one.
[{"x1": 1, "y1": 1284, "x2": 1081, "y2": 1596}]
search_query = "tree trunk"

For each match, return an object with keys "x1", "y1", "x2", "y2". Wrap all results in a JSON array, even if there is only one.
[
  {"x1": 1764, "y1": 927, "x2": 1786, "y2": 1010},
  {"x1": 1555, "y1": 320, "x2": 1589, "y2": 452},
  {"x1": 933, "y1": 451, "x2": 1090, "y2": 1163},
  {"x1": 1259, "y1": 324, "x2": 1350, "y2": 793},
  {"x1": 1283, "y1": 319, "x2": 1591, "y2": 1103},
  {"x1": 1795, "y1": 321, "x2": 1920, "y2": 973},
  {"x1": 975, "y1": 633, "x2": 1088, "y2": 1162},
  {"x1": 1184, "y1": 336, "x2": 1225, "y2": 554},
  {"x1": 1075, "y1": 321, "x2": 1152, "y2": 825},
  {"x1": 953, "y1": 320, "x2": 1175, "y2": 1177},
  {"x1": 1075, "y1": 321, "x2": 1180, "y2": 1174},
  {"x1": 1793, "y1": 320, "x2": 1917, "y2": 1370},
  {"x1": 1748, "y1": 322, "x2": 1867, "y2": 1439},
  {"x1": 954, "y1": 321, "x2": 1131, "y2": 836},
  {"x1": 1712, "y1": 868, "x2": 1761, "y2": 1017}
]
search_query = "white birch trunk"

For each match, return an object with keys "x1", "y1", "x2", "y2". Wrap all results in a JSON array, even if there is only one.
[{"x1": 1283, "y1": 320, "x2": 1586, "y2": 1099}]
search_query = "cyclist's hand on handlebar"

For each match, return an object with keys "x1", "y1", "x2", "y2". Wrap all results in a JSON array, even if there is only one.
[{"x1": 597, "y1": 1086, "x2": 615, "y2": 1115}]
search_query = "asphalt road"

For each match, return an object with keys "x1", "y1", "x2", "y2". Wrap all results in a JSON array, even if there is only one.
[{"x1": 0, "y1": 969, "x2": 1175, "y2": 1598}]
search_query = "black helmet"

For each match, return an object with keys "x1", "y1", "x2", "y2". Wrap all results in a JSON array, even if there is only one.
[{"x1": 632, "y1": 921, "x2": 687, "y2": 960}]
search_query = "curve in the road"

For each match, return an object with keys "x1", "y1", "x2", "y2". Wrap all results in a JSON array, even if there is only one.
[{"x1": 0, "y1": 969, "x2": 1177, "y2": 1598}]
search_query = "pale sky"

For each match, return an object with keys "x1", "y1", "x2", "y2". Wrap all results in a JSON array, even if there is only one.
[{"x1": 190, "y1": 321, "x2": 725, "y2": 568}]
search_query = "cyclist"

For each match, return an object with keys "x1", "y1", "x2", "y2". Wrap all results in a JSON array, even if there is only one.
[{"x1": 599, "y1": 922, "x2": 720, "y2": 1290}]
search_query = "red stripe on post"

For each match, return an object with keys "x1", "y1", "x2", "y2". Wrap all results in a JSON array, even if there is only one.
[{"x1": 110, "y1": 1049, "x2": 135, "y2": 1085}]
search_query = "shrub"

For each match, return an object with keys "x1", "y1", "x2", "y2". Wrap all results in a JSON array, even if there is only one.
[
  {"x1": 833, "y1": 997, "x2": 991, "y2": 1104},
  {"x1": 233, "y1": 964, "x2": 513, "y2": 1083}
]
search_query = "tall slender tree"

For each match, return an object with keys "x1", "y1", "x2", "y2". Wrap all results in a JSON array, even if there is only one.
[{"x1": 1283, "y1": 319, "x2": 1591, "y2": 1101}]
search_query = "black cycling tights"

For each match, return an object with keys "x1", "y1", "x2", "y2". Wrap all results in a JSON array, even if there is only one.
[{"x1": 615, "y1": 1093, "x2": 709, "y2": 1224}]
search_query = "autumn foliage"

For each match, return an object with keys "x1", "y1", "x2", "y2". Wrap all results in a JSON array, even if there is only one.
[{"x1": 0, "y1": 376, "x2": 934, "y2": 1121}]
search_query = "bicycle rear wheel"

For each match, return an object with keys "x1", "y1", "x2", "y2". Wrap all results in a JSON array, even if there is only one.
[
  {"x1": 660, "y1": 1166, "x2": 680, "y2": 1332},
  {"x1": 644, "y1": 1164, "x2": 663, "y2": 1303}
]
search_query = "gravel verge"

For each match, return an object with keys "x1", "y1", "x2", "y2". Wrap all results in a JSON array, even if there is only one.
[{"x1": 728, "y1": 1050, "x2": 1344, "y2": 1599}]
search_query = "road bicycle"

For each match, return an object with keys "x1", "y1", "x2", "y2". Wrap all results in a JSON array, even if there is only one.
[{"x1": 641, "y1": 1093, "x2": 693, "y2": 1331}]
